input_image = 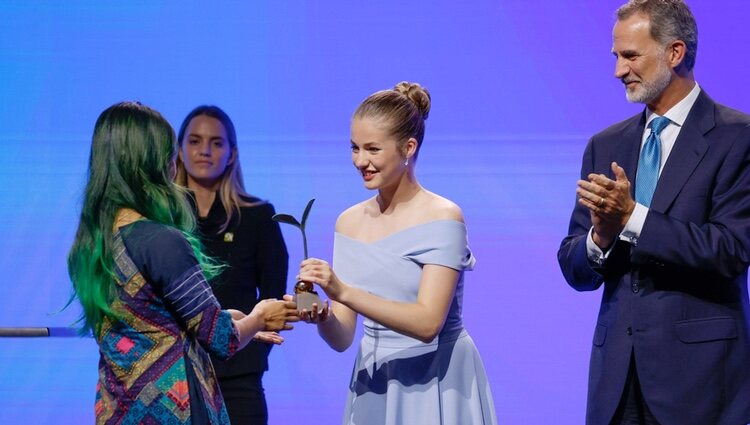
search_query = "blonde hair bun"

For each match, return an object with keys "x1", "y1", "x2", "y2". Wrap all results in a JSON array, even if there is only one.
[{"x1": 394, "y1": 81, "x2": 431, "y2": 120}]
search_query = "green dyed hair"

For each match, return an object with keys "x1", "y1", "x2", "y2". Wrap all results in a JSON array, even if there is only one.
[{"x1": 67, "y1": 101, "x2": 221, "y2": 335}]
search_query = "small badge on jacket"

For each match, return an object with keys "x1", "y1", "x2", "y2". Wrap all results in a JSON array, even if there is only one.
[{"x1": 223, "y1": 232, "x2": 234, "y2": 243}]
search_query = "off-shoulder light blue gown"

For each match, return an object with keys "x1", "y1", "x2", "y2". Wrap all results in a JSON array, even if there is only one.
[{"x1": 333, "y1": 220, "x2": 497, "y2": 425}]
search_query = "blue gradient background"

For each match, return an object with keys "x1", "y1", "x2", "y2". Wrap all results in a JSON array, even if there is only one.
[{"x1": 1, "y1": 1, "x2": 749, "y2": 423}]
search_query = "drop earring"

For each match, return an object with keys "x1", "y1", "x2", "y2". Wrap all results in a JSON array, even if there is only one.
[{"x1": 404, "y1": 158, "x2": 409, "y2": 166}]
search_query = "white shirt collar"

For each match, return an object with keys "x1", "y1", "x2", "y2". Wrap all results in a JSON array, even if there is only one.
[{"x1": 646, "y1": 82, "x2": 701, "y2": 128}]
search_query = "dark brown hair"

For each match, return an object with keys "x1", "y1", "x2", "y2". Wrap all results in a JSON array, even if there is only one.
[{"x1": 617, "y1": 0, "x2": 698, "y2": 70}]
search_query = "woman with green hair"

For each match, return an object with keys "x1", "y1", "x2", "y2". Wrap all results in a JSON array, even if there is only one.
[{"x1": 67, "y1": 101, "x2": 298, "y2": 424}]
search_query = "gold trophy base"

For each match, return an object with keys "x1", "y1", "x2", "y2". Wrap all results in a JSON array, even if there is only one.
[{"x1": 295, "y1": 291, "x2": 323, "y2": 312}]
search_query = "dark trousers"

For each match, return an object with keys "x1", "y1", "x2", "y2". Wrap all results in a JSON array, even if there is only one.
[
  {"x1": 219, "y1": 372, "x2": 268, "y2": 425},
  {"x1": 610, "y1": 353, "x2": 660, "y2": 425}
]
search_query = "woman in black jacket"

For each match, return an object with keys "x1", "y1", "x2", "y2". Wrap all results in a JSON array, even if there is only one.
[{"x1": 175, "y1": 105, "x2": 289, "y2": 425}]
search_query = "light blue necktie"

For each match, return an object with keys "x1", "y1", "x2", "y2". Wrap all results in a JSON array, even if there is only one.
[{"x1": 635, "y1": 116, "x2": 671, "y2": 207}]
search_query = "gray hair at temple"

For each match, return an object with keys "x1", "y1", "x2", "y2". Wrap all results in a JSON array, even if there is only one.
[{"x1": 616, "y1": 0, "x2": 698, "y2": 71}]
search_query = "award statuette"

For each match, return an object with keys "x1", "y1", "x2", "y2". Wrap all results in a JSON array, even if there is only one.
[{"x1": 272, "y1": 199, "x2": 324, "y2": 311}]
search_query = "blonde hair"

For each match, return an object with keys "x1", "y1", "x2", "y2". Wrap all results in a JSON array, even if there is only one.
[
  {"x1": 175, "y1": 105, "x2": 264, "y2": 233},
  {"x1": 354, "y1": 81, "x2": 431, "y2": 158}
]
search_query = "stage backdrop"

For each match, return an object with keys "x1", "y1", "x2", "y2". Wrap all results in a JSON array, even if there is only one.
[{"x1": 1, "y1": 1, "x2": 748, "y2": 423}]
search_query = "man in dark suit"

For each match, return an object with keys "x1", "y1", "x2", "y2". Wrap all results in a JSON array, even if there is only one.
[{"x1": 558, "y1": 1, "x2": 750, "y2": 424}]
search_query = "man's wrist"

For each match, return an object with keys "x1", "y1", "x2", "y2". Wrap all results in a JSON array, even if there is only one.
[{"x1": 592, "y1": 232, "x2": 614, "y2": 250}]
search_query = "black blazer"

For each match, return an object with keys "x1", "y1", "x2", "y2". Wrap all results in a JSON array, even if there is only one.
[
  {"x1": 558, "y1": 91, "x2": 750, "y2": 425},
  {"x1": 190, "y1": 193, "x2": 289, "y2": 377}
]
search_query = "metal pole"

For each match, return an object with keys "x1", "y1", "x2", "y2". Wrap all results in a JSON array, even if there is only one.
[{"x1": 0, "y1": 327, "x2": 82, "y2": 337}]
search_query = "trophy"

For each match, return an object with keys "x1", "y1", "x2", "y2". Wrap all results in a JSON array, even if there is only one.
[{"x1": 272, "y1": 199, "x2": 324, "y2": 311}]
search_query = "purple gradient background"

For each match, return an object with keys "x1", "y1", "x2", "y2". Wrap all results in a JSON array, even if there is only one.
[{"x1": 1, "y1": 1, "x2": 748, "y2": 423}]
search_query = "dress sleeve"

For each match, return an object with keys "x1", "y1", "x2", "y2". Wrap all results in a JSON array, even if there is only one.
[
  {"x1": 124, "y1": 221, "x2": 240, "y2": 360},
  {"x1": 404, "y1": 221, "x2": 476, "y2": 272}
]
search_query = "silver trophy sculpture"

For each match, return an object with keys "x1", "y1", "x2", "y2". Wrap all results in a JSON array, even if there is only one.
[{"x1": 272, "y1": 199, "x2": 323, "y2": 311}]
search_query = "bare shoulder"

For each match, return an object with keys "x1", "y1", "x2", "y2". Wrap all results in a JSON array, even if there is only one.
[
  {"x1": 335, "y1": 198, "x2": 376, "y2": 236},
  {"x1": 421, "y1": 191, "x2": 464, "y2": 223}
]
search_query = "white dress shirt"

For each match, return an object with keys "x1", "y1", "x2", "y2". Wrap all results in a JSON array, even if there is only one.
[{"x1": 587, "y1": 83, "x2": 702, "y2": 264}]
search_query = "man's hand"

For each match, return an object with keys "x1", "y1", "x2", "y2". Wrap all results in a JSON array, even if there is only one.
[{"x1": 576, "y1": 161, "x2": 636, "y2": 248}]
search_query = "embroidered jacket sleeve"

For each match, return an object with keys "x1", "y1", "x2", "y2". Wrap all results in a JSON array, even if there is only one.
[{"x1": 125, "y1": 221, "x2": 240, "y2": 360}]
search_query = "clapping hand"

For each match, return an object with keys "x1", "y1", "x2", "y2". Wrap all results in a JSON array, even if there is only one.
[{"x1": 576, "y1": 161, "x2": 636, "y2": 248}]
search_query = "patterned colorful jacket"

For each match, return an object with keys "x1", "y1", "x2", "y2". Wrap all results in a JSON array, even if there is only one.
[{"x1": 94, "y1": 221, "x2": 239, "y2": 424}]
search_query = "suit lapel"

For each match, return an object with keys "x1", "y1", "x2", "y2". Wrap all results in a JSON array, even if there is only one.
[{"x1": 650, "y1": 91, "x2": 715, "y2": 213}]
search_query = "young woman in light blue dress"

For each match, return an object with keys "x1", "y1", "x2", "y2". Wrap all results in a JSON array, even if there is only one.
[{"x1": 298, "y1": 82, "x2": 497, "y2": 425}]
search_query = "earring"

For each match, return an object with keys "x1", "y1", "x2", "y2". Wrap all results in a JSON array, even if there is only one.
[{"x1": 404, "y1": 158, "x2": 409, "y2": 166}]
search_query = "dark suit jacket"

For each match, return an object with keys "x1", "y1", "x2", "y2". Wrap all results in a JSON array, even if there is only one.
[
  {"x1": 189, "y1": 193, "x2": 289, "y2": 377},
  {"x1": 558, "y1": 90, "x2": 750, "y2": 425}
]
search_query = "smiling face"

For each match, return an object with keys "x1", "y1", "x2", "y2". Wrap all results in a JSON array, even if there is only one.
[
  {"x1": 178, "y1": 115, "x2": 235, "y2": 190},
  {"x1": 612, "y1": 13, "x2": 673, "y2": 106},
  {"x1": 350, "y1": 117, "x2": 412, "y2": 191}
]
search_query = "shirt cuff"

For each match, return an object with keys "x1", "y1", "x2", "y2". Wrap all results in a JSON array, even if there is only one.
[
  {"x1": 586, "y1": 227, "x2": 608, "y2": 265},
  {"x1": 619, "y1": 203, "x2": 649, "y2": 245}
]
